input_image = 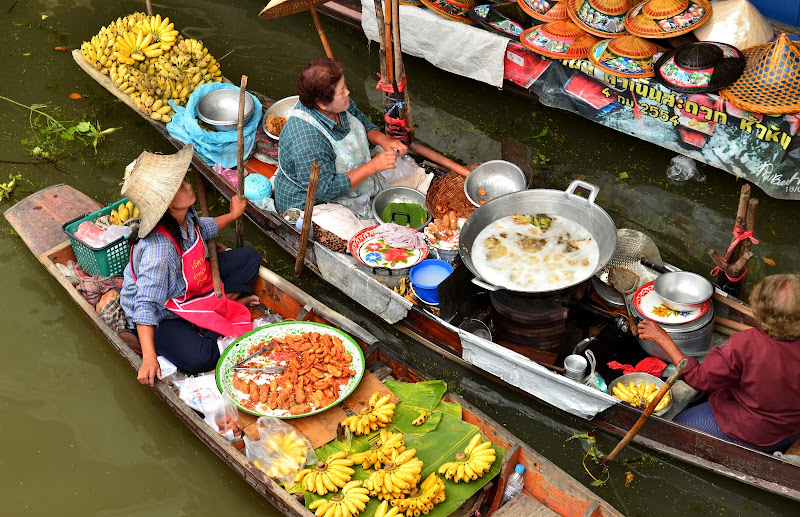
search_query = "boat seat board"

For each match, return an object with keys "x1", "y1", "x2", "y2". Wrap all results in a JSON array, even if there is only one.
[
  {"x1": 786, "y1": 437, "x2": 800, "y2": 456},
  {"x1": 4, "y1": 184, "x2": 101, "y2": 257},
  {"x1": 492, "y1": 494, "x2": 561, "y2": 517}
]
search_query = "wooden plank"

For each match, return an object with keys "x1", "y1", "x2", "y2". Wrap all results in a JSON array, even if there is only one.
[
  {"x1": 493, "y1": 495, "x2": 561, "y2": 517},
  {"x1": 3, "y1": 184, "x2": 100, "y2": 257}
]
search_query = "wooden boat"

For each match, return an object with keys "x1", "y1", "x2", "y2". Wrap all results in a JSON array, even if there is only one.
[
  {"x1": 4, "y1": 184, "x2": 622, "y2": 517},
  {"x1": 70, "y1": 51, "x2": 800, "y2": 502}
]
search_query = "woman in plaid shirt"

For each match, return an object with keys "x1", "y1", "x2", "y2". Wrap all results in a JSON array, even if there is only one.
[{"x1": 274, "y1": 59, "x2": 407, "y2": 218}]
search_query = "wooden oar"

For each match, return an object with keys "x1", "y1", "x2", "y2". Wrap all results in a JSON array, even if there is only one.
[
  {"x1": 236, "y1": 75, "x2": 248, "y2": 249},
  {"x1": 295, "y1": 161, "x2": 320, "y2": 277},
  {"x1": 603, "y1": 358, "x2": 688, "y2": 466},
  {"x1": 408, "y1": 142, "x2": 471, "y2": 178},
  {"x1": 306, "y1": 0, "x2": 334, "y2": 58}
]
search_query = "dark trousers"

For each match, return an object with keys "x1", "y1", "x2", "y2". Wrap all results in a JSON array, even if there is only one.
[{"x1": 154, "y1": 246, "x2": 260, "y2": 374}]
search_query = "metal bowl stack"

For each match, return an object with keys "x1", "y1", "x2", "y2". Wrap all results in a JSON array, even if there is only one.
[
  {"x1": 464, "y1": 160, "x2": 527, "y2": 207},
  {"x1": 196, "y1": 88, "x2": 256, "y2": 131}
]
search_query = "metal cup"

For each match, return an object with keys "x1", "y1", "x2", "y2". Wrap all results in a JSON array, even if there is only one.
[
  {"x1": 563, "y1": 354, "x2": 588, "y2": 381},
  {"x1": 458, "y1": 318, "x2": 492, "y2": 341}
]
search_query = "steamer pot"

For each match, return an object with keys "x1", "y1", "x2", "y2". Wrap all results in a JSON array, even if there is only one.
[
  {"x1": 458, "y1": 180, "x2": 617, "y2": 295},
  {"x1": 632, "y1": 300, "x2": 715, "y2": 362}
]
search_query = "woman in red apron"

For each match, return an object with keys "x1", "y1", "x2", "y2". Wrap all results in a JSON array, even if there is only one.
[{"x1": 120, "y1": 145, "x2": 259, "y2": 385}]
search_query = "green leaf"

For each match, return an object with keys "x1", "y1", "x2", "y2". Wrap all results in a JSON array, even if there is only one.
[
  {"x1": 73, "y1": 121, "x2": 93, "y2": 132},
  {"x1": 385, "y1": 380, "x2": 447, "y2": 411},
  {"x1": 60, "y1": 131, "x2": 75, "y2": 141},
  {"x1": 532, "y1": 128, "x2": 549, "y2": 138},
  {"x1": 618, "y1": 172, "x2": 629, "y2": 180}
]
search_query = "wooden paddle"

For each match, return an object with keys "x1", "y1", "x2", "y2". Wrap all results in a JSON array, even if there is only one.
[
  {"x1": 236, "y1": 75, "x2": 248, "y2": 248},
  {"x1": 295, "y1": 161, "x2": 321, "y2": 277},
  {"x1": 603, "y1": 358, "x2": 688, "y2": 466},
  {"x1": 408, "y1": 142, "x2": 471, "y2": 178}
]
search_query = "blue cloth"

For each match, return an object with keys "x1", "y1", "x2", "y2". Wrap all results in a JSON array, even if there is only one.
[
  {"x1": 274, "y1": 99, "x2": 379, "y2": 212},
  {"x1": 121, "y1": 208, "x2": 218, "y2": 328},
  {"x1": 166, "y1": 82, "x2": 262, "y2": 168}
]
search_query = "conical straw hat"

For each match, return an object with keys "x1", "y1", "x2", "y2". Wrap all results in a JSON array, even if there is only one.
[
  {"x1": 566, "y1": 0, "x2": 631, "y2": 38},
  {"x1": 120, "y1": 144, "x2": 195, "y2": 238},
  {"x1": 691, "y1": 0, "x2": 773, "y2": 50},
  {"x1": 517, "y1": 0, "x2": 569, "y2": 23},
  {"x1": 520, "y1": 19, "x2": 600, "y2": 60},
  {"x1": 654, "y1": 41, "x2": 745, "y2": 93},
  {"x1": 259, "y1": 0, "x2": 332, "y2": 19},
  {"x1": 589, "y1": 35, "x2": 665, "y2": 78},
  {"x1": 720, "y1": 34, "x2": 800, "y2": 115},
  {"x1": 625, "y1": 0, "x2": 712, "y2": 39}
]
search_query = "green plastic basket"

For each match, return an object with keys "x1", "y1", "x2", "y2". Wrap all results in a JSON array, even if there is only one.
[{"x1": 62, "y1": 198, "x2": 132, "y2": 277}]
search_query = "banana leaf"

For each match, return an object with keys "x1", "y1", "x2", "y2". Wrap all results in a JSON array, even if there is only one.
[{"x1": 384, "y1": 380, "x2": 446, "y2": 409}]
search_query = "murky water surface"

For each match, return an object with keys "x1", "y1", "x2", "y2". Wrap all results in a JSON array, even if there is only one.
[{"x1": 1, "y1": 1, "x2": 798, "y2": 515}]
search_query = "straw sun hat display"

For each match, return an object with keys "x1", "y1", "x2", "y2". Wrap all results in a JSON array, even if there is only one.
[
  {"x1": 720, "y1": 35, "x2": 800, "y2": 115},
  {"x1": 520, "y1": 19, "x2": 600, "y2": 60},
  {"x1": 625, "y1": 0, "x2": 712, "y2": 39},
  {"x1": 120, "y1": 144, "x2": 195, "y2": 238},
  {"x1": 654, "y1": 41, "x2": 745, "y2": 93},
  {"x1": 516, "y1": 0, "x2": 569, "y2": 23},
  {"x1": 566, "y1": 0, "x2": 632, "y2": 39},
  {"x1": 420, "y1": 0, "x2": 479, "y2": 25},
  {"x1": 589, "y1": 35, "x2": 665, "y2": 78}
]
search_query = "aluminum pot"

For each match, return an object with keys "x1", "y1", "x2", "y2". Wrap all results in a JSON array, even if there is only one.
[
  {"x1": 654, "y1": 271, "x2": 713, "y2": 312},
  {"x1": 632, "y1": 301, "x2": 715, "y2": 361},
  {"x1": 458, "y1": 180, "x2": 617, "y2": 295}
]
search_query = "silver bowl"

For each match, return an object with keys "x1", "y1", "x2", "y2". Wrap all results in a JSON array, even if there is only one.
[
  {"x1": 263, "y1": 95, "x2": 299, "y2": 140},
  {"x1": 654, "y1": 271, "x2": 713, "y2": 312},
  {"x1": 196, "y1": 88, "x2": 255, "y2": 131},
  {"x1": 610, "y1": 372, "x2": 673, "y2": 416},
  {"x1": 464, "y1": 160, "x2": 527, "y2": 207},
  {"x1": 372, "y1": 186, "x2": 431, "y2": 231}
]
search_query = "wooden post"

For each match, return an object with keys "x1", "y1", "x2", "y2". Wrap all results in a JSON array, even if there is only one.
[
  {"x1": 708, "y1": 184, "x2": 757, "y2": 297},
  {"x1": 295, "y1": 161, "x2": 321, "y2": 277},
  {"x1": 236, "y1": 75, "x2": 248, "y2": 249},
  {"x1": 391, "y1": 0, "x2": 414, "y2": 142}
]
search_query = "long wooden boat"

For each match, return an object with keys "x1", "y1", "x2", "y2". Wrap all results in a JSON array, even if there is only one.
[
  {"x1": 71, "y1": 51, "x2": 800, "y2": 502},
  {"x1": 4, "y1": 184, "x2": 622, "y2": 517}
]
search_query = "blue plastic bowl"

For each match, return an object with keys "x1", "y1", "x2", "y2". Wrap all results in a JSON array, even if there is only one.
[
  {"x1": 409, "y1": 259, "x2": 454, "y2": 305},
  {"x1": 244, "y1": 173, "x2": 272, "y2": 202}
]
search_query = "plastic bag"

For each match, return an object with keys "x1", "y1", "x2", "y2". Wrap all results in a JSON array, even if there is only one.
[
  {"x1": 375, "y1": 150, "x2": 419, "y2": 186},
  {"x1": 101, "y1": 224, "x2": 132, "y2": 245},
  {"x1": 74, "y1": 221, "x2": 107, "y2": 247},
  {"x1": 582, "y1": 350, "x2": 607, "y2": 393},
  {"x1": 666, "y1": 155, "x2": 704, "y2": 184},
  {"x1": 214, "y1": 162, "x2": 240, "y2": 189},
  {"x1": 202, "y1": 387, "x2": 243, "y2": 442},
  {"x1": 174, "y1": 373, "x2": 224, "y2": 413},
  {"x1": 244, "y1": 416, "x2": 316, "y2": 484},
  {"x1": 254, "y1": 313, "x2": 283, "y2": 328}
]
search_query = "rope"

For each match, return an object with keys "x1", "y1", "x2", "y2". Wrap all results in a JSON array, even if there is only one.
[
  {"x1": 726, "y1": 227, "x2": 759, "y2": 253},
  {"x1": 710, "y1": 256, "x2": 749, "y2": 282},
  {"x1": 377, "y1": 75, "x2": 410, "y2": 142}
]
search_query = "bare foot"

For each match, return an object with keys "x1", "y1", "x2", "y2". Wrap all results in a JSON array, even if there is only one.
[{"x1": 237, "y1": 294, "x2": 260, "y2": 307}]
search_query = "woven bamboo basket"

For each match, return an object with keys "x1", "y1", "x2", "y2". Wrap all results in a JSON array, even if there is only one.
[{"x1": 425, "y1": 168, "x2": 479, "y2": 220}]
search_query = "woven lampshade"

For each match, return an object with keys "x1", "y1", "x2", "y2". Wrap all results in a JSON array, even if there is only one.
[
  {"x1": 625, "y1": 0, "x2": 712, "y2": 39},
  {"x1": 120, "y1": 145, "x2": 195, "y2": 238},
  {"x1": 566, "y1": 0, "x2": 631, "y2": 38},
  {"x1": 520, "y1": 19, "x2": 600, "y2": 59},
  {"x1": 517, "y1": 0, "x2": 569, "y2": 23},
  {"x1": 654, "y1": 41, "x2": 745, "y2": 93},
  {"x1": 720, "y1": 35, "x2": 800, "y2": 115},
  {"x1": 589, "y1": 35, "x2": 665, "y2": 78},
  {"x1": 420, "y1": 0, "x2": 479, "y2": 25},
  {"x1": 259, "y1": 0, "x2": 332, "y2": 19}
]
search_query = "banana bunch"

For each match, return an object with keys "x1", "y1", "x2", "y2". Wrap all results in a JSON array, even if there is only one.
[
  {"x1": 374, "y1": 500, "x2": 400, "y2": 517},
  {"x1": 137, "y1": 14, "x2": 179, "y2": 52},
  {"x1": 255, "y1": 430, "x2": 310, "y2": 479},
  {"x1": 350, "y1": 429, "x2": 406, "y2": 470},
  {"x1": 612, "y1": 380, "x2": 671, "y2": 412},
  {"x1": 308, "y1": 480, "x2": 371, "y2": 517},
  {"x1": 364, "y1": 448, "x2": 424, "y2": 500},
  {"x1": 109, "y1": 201, "x2": 139, "y2": 225},
  {"x1": 438, "y1": 433, "x2": 496, "y2": 483},
  {"x1": 294, "y1": 451, "x2": 355, "y2": 496},
  {"x1": 390, "y1": 473, "x2": 446, "y2": 517},
  {"x1": 114, "y1": 30, "x2": 162, "y2": 64},
  {"x1": 341, "y1": 392, "x2": 396, "y2": 436},
  {"x1": 80, "y1": 12, "x2": 148, "y2": 74}
]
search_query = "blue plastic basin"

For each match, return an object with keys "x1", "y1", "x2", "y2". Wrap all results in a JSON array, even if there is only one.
[{"x1": 409, "y1": 259, "x2": 454, "y2": 305}]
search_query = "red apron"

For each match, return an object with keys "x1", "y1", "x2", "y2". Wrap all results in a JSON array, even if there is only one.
[{"x1": 131, "y1": 224, "x2": 253, "y2": 337}]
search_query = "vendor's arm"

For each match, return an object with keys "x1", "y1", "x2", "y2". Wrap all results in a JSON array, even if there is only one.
[
  {"x1": 638, "y1": 320, "x2": 687, "y2": 365},
  {"x1": 213, "y1": 193, "x2": 247, "y2": 231},
  {"x1": 136, "y1": 324, "x2": 161, "y2": 386}
]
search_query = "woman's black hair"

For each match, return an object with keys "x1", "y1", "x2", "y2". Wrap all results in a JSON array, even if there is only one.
[{"x1": 129, "y1": 209, "x2": 198, "y2": 250}]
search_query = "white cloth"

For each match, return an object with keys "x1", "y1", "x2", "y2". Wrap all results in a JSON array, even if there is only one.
[
  {"x1": 360, "y1": 0, "x2": 508, "y2": 87},
  {"x1": 692, "y1": 0, "x2": 773, "y2": 50},
  {"x1": 309, "y1": 203, "x2": 374, "y2": 242}
]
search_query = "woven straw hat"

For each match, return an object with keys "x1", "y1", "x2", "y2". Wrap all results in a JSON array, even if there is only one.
[
  {"x1": 259, "y1": 0, "x2": 331, "y2": 19},
  {"x1": 654, "y1": 41, "x2": 745, "y2": 93},
  {"x1": 120, "y1": 144, "x2": 195, "y2": 238},
  {"x1": 517, "y1": 0, "x2": 569, "y2": 23},
  {"x1": 625, "y1": 0, "x2": 712, "y2": 39},
  {"x1": 566, "y1": 0, "x2": 631, "y2": 38},
  {"x1": 589, "y1": 35, "x2": 665, "y2": 78},
  {"x1": 520, "y1": 19, "x2": 600, "y2": 59},
  {"x1": 692, "y1": 0, "x2": 773, "y2": 50},
  {"x1": 420, "y1": 0, "x2": 479, "y2": 25},
  {"x1": 720, "y1": 34, "x2": 800, "y2": 115}
]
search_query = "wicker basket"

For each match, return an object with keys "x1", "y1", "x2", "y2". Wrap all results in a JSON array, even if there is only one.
[{"x1": 425, "y1": 168, "x2": 478, "y2": 220}]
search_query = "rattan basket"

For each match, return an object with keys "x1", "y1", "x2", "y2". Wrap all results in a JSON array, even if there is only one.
[{"x1": 425, "y1": 168, "x2": 478, "y2": 220}]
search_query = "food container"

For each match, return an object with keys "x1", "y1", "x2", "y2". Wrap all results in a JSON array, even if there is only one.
[
  {"x1": 423, "y1": 216, "x2": 466, "y2": 263},
  {"x1": 653, "y1": 271, "x2": 714, "y2": 312},
  {"x1": 372, "y1": 186, "x2": 431, "y2": 231},
  {"x1": 196, "y1": 88, "x2": 256, "y2": 131},
  {"x1": 263, "y1": 95, "x2": 299, "y2": 140},
  {"x1": 62, "y1": 198, "x2": 132, "y2": 277},
  {"x1": 347, "y1": 225, "x2": 428, "y2": 288},
  {"x1": 409, "y1": 259, "x2": 454, "y2": 305},
  {"x1": 464, "y1": 160, "x2": 527, "y2": 207},
  {"x1": 632, "y1": 281, "x2": 715, "y2": 361},
  {"x1": 610, "y1": 372, "x2": 673, "y2": 416}
]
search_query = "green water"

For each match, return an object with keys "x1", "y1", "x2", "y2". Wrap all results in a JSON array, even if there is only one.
[{"x1": 1, "y1": 1, "x2": 799, "y2": 516}]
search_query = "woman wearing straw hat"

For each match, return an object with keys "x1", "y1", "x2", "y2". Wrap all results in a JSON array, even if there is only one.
[
  {"x1": 120, "y1": 145, "x2": 260, "y2": 385},
  {"x1": 638, "y1": 274, "x2": 800, "y2": 453},
  {"x1": 273, "y1": 58, "x2": 407, "y2": 219}
]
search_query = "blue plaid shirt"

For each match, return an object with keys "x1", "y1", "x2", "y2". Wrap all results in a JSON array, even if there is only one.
[
  {"x1": 120, "y1": 207, "x2": 218, "y2": 328},
  {"x1": 274, "y1": 99, "x2": 379, "y2": 212}
]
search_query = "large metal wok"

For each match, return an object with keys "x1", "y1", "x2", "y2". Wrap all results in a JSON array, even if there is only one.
[{"x1": 459, "y1": 180, "x2": 617, "y2": 294}]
